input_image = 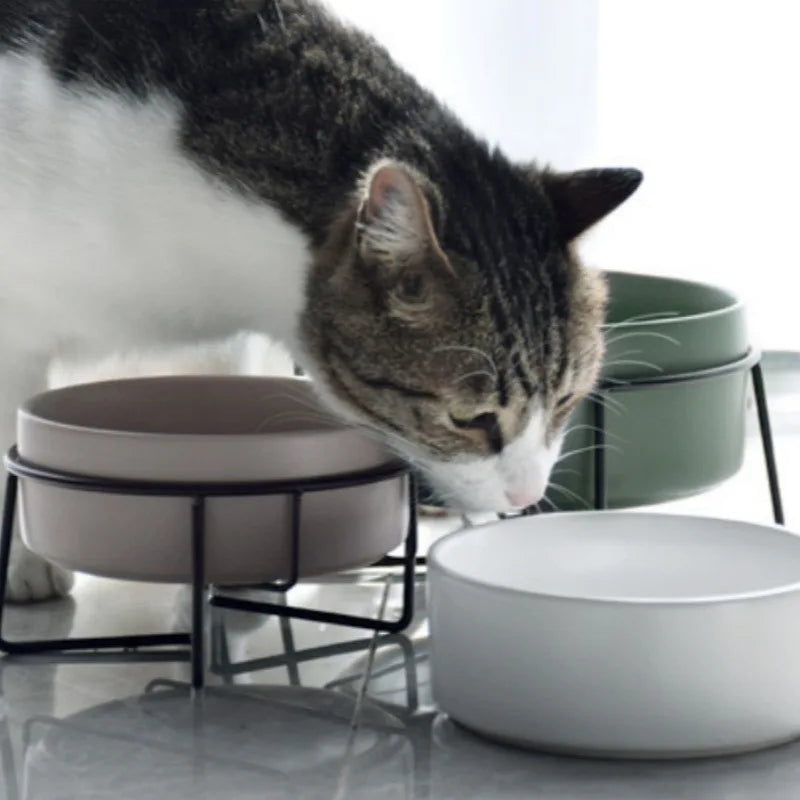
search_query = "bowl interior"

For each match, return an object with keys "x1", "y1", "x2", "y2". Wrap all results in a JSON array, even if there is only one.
[
  {"x1": 23, "y1": 375, "x2": 341, "y2": 436},
  {"x1": 603, "y1": 271, "x2": 739, "y2": 327},
  {"x1": 599, "y1": 271, "x2": 748, "y2": 382},
  {"x1": 431, "y1": 513, "x2": 800, "y2": 603}
]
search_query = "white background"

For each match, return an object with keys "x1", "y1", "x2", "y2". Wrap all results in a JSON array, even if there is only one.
[{"x1": 329, "y1": 0, "x2": 800, "y2": 349}]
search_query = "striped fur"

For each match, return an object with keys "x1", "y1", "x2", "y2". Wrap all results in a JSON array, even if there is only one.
[{"x1": 2, "y1": 0, "x2": 640, "y2": 515}]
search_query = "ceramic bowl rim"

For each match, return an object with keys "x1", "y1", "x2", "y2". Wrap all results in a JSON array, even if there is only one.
[
  {"x1": 428, "y1": 511, "x2": 800, "y2": 607},
  {"x1": 19, "y1": 375, "x2": 351, "y2": 441},
  {"x1": 601, "y1": 271, "x2": 744, "y2": 330}
]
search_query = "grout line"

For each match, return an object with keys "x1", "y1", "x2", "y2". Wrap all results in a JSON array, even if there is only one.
[{"x1": 331, "y1": 575, "x2": 392, "y2": 800}]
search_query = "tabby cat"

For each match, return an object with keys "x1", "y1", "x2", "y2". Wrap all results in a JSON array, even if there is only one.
[{"x1": 0, "y1": 0, "x2": 641, "y2": 600}]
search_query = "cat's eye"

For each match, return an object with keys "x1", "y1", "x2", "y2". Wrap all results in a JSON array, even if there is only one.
[
  {"x1": 449, "y1": 412, "x2": 483, "y2": 429},
  {"x1": 449, "y1": 411, "x2": 504, "y2": 454},
  {"x1": 556, "y1": 393, "x2": 574, "y2": 408}
]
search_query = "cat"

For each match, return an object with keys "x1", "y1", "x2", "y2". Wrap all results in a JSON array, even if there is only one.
[{"x1": 0, "y1": 0, "x2": 641, "y2": 601}]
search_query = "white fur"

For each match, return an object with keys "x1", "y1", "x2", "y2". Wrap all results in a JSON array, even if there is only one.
[
  {"x1": 0, "y1": 53, "x2": 556, "y2": 598},
  {"x1": 0, "y1": 54, "x2": 309, "y2": 599},
  {"x1": 47, "y1": 332, "x2": 295, "y2": 388},
  {"x1": 0, "y1": 55, "x2": 309, "y2": 361}
]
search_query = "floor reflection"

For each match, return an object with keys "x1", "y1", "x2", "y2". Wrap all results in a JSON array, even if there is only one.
[
  {"x1": 0, "y1": 355, "x2": 797, "y2": 798},
  {"x1": 22, "y1": 684, "x2": 412, "y2": 800}
]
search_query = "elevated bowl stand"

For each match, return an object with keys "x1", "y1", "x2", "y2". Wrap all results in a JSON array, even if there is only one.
[
  {"x1": 0, "y1": 458, "x2": 418, "y2": 689},
  {"x1": 589, "y1": 349, "x2": 783, "y2": 520}
]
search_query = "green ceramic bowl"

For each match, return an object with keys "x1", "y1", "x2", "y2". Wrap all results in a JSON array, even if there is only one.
[{"x1": 548, "y1": 271, "x2": 750, "y2": 511}]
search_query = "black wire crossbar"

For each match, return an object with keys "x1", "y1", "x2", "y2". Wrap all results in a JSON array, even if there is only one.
[
  {"x1": 0, "y1": 450, "x2": 418, "y2": 689},
  {"x1": 4, "y1": 451, "x2": 409, "y2": 497}
]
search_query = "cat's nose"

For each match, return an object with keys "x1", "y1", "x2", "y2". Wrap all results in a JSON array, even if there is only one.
[{"x1": 505, "y1": 487, "x2": 543, "y2": 509}]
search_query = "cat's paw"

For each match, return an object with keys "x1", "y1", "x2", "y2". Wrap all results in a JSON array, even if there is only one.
[{"x1": 6, "y1": 549, "x2": 74, "y2": 603}]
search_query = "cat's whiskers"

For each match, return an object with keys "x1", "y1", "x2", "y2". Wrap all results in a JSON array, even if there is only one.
[
  {"x1": 547, "y1": 481, "x2": 592, "y2": 510},
  {"x1": 603, "y1": 348, "x2": 643, "y2": 360},
  {"x1": 587, "y1": 391, "x2": 626, "y2": 416},
  {"x1": 452, "y1": 369, "x2": 496, "y2": 386},
  {"x1": 604, "y1": 330, "x2": 681, "y2": 348},
  {"x1": 251, "y1": 390, "x2": 339, "y2": 418},
  {"x1": 432, "y1": 345, "x2": 498, "y2": 379},
  {"x1": 253, "y1": 409, "x2": 339, "y2": 432},
  {"x1": 550, "y1": 466, "x2": 581, "y2": 477},
  {"x1": 555, "y1": 442, "x2": 622, "y2": 465},
  {"x1": 562, "y1": 423, "x2": 627, "y2": 444},
  {"x1": 250, "y1": 389, "x2": 344, "y2": 432},
  {"x1": 603, "y1": 357, "x2": 664, "y2": 374},
  {"x1": 540, "y1": 495, "x2": 560, "y2": 513},
  {"x1": 599, "y1": 377, "x2": 633, "y2": 387},
  {"x1": 603, "y1": 311, "x2": 680, "y2": 332},
  {"x1": 253, "y1": 388, "x2": 417, "y2": 462},
  {"x1": 349, "y1": 423, "x2": 429, "y2": 470}
]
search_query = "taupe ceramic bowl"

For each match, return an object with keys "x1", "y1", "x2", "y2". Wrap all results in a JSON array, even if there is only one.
[{"x1": 17, "y1": 376, "x2": 408, "y2": 584}]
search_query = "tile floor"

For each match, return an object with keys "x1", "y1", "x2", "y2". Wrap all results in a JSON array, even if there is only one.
[{"x1": 1, "y1": 355, "x2": 799, "y2": 799}]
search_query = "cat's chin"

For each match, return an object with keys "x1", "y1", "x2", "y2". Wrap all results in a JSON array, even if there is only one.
[
  {"x1": 426, "y1": 492, "x2": 539, "y2": 515},
  {"x1": 436, "y1": 498, "x2": 528, "y2": 514},
  {"x1": 418, "y1": 433, "x2": 561, "y2": 514},
  {"x1": 417, "y1": 465, "x2": 547, "y2": 514}
]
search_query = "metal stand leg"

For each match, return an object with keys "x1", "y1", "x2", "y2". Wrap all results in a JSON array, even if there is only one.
[
  {"x1": 396, "y1": 480, "x2": 419, "y2": 629},
  {"x1": 210, "y1": 612, "x2": 235, "y2": 685},
  {"x1": 191, "y1": 497, "x2": 206, "y2": 691},
  {"x1": 210, "y1": 474, "x2": 419, "y2": 634},
  {"x1": 277, "y1": 595, "x2": 301, "y2": 686},
  {"x1": 210, "y1": 520, "x2": 418, "y2": 632},
  {"x1": 0, "y1": 475, "x2": 18, "y2": 640},
  {"x1": 0, "y1": 450, "x2": 416, "y2": 672},
  {"x1": 593, "y1": 397, "x2": 607, "y2": 510},
  {"x1": 752, "y1": 362, "x2": 785, "y2": 525},
  {"x1": 0, "y1": 472, "x2": 190, "y2": 656}
]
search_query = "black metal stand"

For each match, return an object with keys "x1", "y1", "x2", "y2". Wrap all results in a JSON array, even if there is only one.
[
  {"x1": 0, "y1": 452, "x2": 418, "y2": 689},
  {"x1": 751, "y1": 361, "x2": 785, "y2": 524},
  {"x1": 589, "y1": 349, "x2": 784, "y2": 523}
]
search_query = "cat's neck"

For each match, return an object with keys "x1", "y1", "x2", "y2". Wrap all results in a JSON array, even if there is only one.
[
  {"x1": 0, "y1": 53, "x2": 310, "y2": 357},
  {"x1": 11, "y1": 0, "x2": 455, "y2": 245}
]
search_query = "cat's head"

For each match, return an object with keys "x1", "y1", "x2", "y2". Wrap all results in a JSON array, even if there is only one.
[{"x1": 300, "y1": 158, "x2": 641, "y2": 512}]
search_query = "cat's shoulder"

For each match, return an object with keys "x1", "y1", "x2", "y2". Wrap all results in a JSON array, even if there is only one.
[
  {"x1": 0, "y1": 0, "x2": 273, "y2": 90},
  {"x1": 0, "y1": 1, "x2": 63, "y2": 51}
]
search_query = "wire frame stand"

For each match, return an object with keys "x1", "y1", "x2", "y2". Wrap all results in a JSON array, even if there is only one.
[
  {"x1": 589, "y1": 349, "x2": 784, "y2": 523},
  {"x1": 0, "y1": 453, "x2": 417, "y2": 689}
]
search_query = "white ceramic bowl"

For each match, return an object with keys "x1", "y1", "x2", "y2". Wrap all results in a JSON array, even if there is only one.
[
  {"x1": 17, "y1": 376, "x2": 407, "y2": 584},
  {"x1": 428, "y1": 512, "x2": 800, "y2": 758}
]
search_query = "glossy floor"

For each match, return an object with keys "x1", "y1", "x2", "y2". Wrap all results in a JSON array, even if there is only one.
[{"x1": 1, "y1": 357, "x2": 799, "y2": 799}]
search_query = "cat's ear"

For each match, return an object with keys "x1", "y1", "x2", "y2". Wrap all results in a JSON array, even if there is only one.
[
  {"x1": 542, "y1": 167, "x2": 643, "y2": 242},
  {"x1": 357, "y1": 161, "x2": 451, "y2": 272}
]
